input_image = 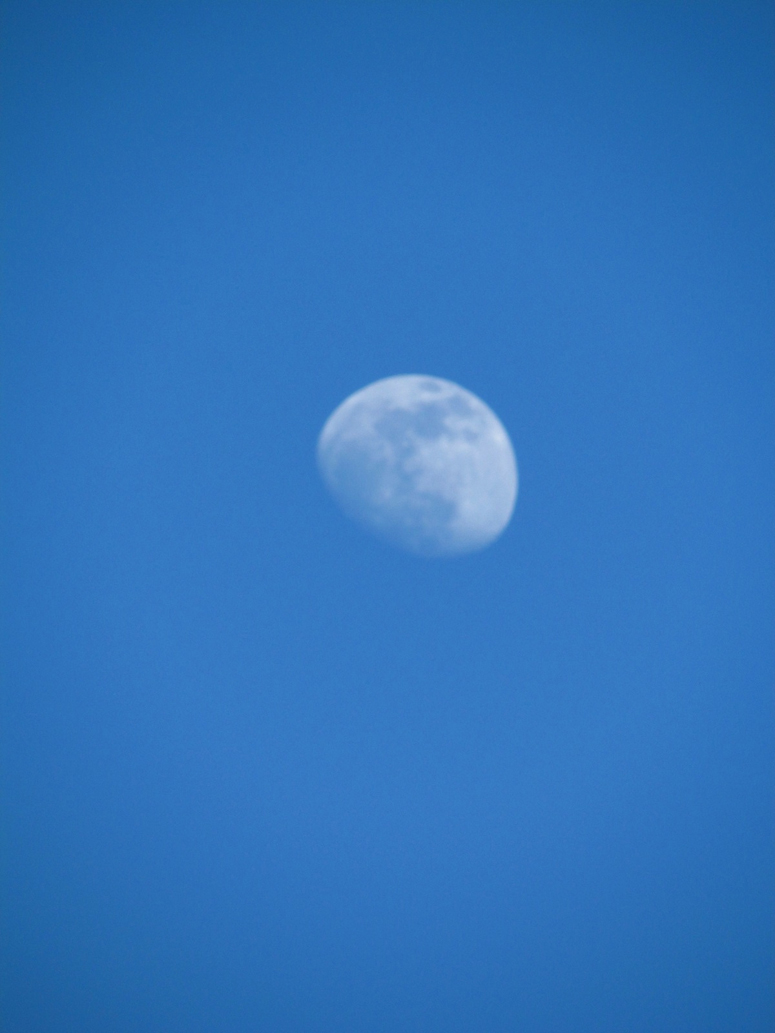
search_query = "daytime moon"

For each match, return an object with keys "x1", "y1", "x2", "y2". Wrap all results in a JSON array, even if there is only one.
[{"x1": 317, "y1": 375, "x2": 518, "y2": 556}]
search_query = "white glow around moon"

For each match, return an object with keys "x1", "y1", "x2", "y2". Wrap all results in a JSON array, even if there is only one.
[{"x1": 317, "y1": 375, "x2": 518, "y2": 556}]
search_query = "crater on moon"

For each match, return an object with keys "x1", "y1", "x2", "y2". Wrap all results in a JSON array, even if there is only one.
[{"x1": 317, "y1": 375, "x2": 518, "y2": 557}]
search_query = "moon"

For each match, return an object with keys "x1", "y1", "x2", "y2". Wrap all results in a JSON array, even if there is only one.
[{"x1": 317, "y1": 375, "x2": 518, "y2": 556}]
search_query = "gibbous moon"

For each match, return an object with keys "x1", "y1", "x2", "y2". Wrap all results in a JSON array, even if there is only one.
[{"x1": 317, "y1": 375, "x2": 518, "y2": 556}]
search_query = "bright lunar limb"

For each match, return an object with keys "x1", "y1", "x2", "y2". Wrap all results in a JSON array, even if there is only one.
[{"x1": 317, "y1": 375, "x2": 518, "y2": 557}]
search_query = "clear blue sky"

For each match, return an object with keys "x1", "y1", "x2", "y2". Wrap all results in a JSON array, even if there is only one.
[{"x1": 2, "y1": 4, "x2": 773, "y2": 1031}]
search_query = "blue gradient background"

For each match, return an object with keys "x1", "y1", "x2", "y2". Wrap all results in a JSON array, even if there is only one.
[{"x1": 2, "y1": 4, "x2": 773, "y2": 1031}]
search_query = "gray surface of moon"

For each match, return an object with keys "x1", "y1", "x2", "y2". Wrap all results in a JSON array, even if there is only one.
[{"x1": 317, "y1": 375, "x2": 518, "y2": 556}]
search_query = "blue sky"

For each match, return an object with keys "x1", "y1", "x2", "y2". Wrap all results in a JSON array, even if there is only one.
[{"x1": 2, "y1": 3, "x2": 773, "y2": 1031}]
